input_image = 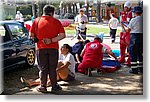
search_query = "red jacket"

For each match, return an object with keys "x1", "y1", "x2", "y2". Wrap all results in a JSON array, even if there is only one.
[
  {"x1": 82, "y1": 40, "x2": 103, "y2": 68},
  {"x1": 120, "y1": 10, "x2": 132, "y2": 22}
]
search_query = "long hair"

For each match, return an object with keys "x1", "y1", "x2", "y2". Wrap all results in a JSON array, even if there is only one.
[{"x1": 63, "y1": 44, "x2": 72, "y2": 54}]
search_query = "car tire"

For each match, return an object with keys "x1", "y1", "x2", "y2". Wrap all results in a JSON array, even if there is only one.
[{"x1": 25, "y1": 49, "x2": 35, "y2": 67}]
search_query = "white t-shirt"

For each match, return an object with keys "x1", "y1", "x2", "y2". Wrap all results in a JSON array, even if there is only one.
[
  {"x1": 108, "y1": 17, "x2": 119, "y2": 29},
  {"x1": 15, "y1": 13, "x2": 24, "y2": 22},
  {"x1": 75, "y1": 14, "x2": 88, "y2": 29},
  {"x1": 59, "y1": 53, "x2": 76, "y2": 75},
  {"x1": 128, "y1": 16, "x2": 143, "y2": 33}
]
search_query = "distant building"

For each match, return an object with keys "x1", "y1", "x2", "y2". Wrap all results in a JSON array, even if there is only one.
[
  {"x1": 100, "y1": 0, "x2": 142, "y2": 21},
  {"x1": 0, "y1": 0, "x2": 16, "y2": 20}
]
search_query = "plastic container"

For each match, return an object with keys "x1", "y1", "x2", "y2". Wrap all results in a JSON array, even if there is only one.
[{"x1": 112, "y1": 49, "x2": 120, "y2": 57}]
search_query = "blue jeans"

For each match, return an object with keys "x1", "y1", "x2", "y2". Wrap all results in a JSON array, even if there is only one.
[{"x1": 129, "y1": 33, "x2": 143, "y2": 63}]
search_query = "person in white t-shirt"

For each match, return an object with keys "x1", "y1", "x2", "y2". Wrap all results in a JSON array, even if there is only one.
[
  {"x1": 108, "y1": 13, "x2": 119, "y2": 43},
  {"x1": 75, "y1": 9, "x2": 88, "y2": 40},
  {"x1": 57, "y1": 44, "x2": 76, "y2": 80},
  {"x1": 15, "y1": 11, "x2": 24, "y2": 26},
  {"x1": 15, "y1": 11, "x2": 24, "y2": 22},
  {"x1": 20, "y1": 44, "x2": 76, "y2": 87}
]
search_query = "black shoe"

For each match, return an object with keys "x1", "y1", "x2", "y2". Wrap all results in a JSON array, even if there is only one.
[
  {"x1": 138, "y1": 67, "x2": 143, "y2": 73},
  {"x1": 129, "y1": 70, "x2": 138, "y2": 74},
  {"x1": 36, "y1": 87, "x2": 47, "y2": 93},
  {"x1": 51, "y1": 84, "x2": 62, "y2": 91}
]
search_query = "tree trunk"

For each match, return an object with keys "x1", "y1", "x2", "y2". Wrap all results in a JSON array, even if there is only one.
[
  {"x1": 86, "y1": 3, "x2": 89, "y2": 20},
  {"x1": 97, "y1": 1, "x2": 101, "y2": 23},
  {"x1": 32, "y1": 1, "x2": 36, "y2": 17},
  {"x1": 68, "y1": 3, "x2": 72, "y2": 13}
]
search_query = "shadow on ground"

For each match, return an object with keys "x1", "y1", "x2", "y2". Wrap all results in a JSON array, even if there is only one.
[{"x1": 2, "y1": 65, "x2": 143, "y2": 95}]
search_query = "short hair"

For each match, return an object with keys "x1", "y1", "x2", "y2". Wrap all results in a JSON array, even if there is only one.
[
  {"x1": 111, "y1": 13, "x2": 115, "y2": 17},
  {"x1": 43, "y1": 5, "x2": 55, "y2": 15}
]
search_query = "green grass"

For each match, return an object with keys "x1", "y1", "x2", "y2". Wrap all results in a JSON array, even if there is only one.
[{"x1": 65, "y1": 25, "x2": 121, "y2": 36}]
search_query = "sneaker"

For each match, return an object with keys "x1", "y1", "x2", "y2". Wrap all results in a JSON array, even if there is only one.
[
  {"x1": 51, "y1": 84, "x2": 62, "y2": 91},
  {"x1": 129, "y1": 70, "x2": 138, "y2": 74},
  {"x1": 36, "y1": 86, "x2": 47, "y2": 93},
  {"x1": 20, "y1": 77, "x2": 31, "y2": 87}
]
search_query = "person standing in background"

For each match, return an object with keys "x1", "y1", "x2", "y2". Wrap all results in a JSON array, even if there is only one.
[
  {"x1": 108, "y1": 13, "x2": 119, "y2": 43},
  {"x1": 119, "y1": 1, "x2": 133, "y2": 66},
  {"x1": 15, "y1": 11, "x2": 24, "y2": 26},
  {"x1": 29, "y1": 5, "x2": 66, "y2": 93},
  {"x1": 75, "y1": 9, "x2": 88, "y2": 40},
  {"x1": 122, "y1": 6, "x2": 143, "y2": 74}
]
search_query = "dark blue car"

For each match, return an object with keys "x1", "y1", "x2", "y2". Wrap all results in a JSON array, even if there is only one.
[{"x1": 0, "y1": 20, "x2": 35, "y2": 71}]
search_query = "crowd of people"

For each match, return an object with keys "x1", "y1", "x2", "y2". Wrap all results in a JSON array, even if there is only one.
[{"x1": 19, "y1": 1, "x2": 143, "y2": 93}]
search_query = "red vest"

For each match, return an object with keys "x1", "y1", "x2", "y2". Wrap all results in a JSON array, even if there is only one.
[
  {"x1": 82, "y1": 40, "x2": 103, "y2": 68},
  {"x1": 120, "y1": 11, "x2": 132, "y2": 22}
]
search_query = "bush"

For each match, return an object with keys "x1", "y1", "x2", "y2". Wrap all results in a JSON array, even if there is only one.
[
  {"x1": 24, "y1": 15, "x2": 32, "y2": 21},
  {"x1": 5, "y1": 15, "x2": 14, "y2": 20}
]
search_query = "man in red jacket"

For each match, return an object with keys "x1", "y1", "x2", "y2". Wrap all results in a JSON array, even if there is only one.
[
  {"x1": 78, "y1": 34, "x2": 117, "y2": 74},
  {"x1": 119, "y1": 1, "x2": 133, "y2": 65},
  {"x1": 30, "y1": 5, "x2": 66, "y2": 93}
]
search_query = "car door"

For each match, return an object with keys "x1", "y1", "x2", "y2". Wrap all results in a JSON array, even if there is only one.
[
  {"x1": 7, "y1": 23, "x2": 29, "y2": 64},
  {"x1": 0, "y1": 24, "x2": 16, "y2": 70}
]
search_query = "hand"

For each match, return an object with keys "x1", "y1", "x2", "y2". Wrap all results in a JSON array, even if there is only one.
[
  {"x1": 81, "y1": 21, "x2": 84, "y2": 24},
  {"x1": 42, "y1": 38, "x2": 52, "y2": 45},
  {"x1": 115, "y1": 58, "x2": 119, "y2": 62},
  {"x1": 77, "y1": 61, "x2": 81, "y2": 64}
]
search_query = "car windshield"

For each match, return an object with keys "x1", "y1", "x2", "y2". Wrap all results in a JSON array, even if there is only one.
[{"x1": 7, "y1": 23, "x2": 28, "y2": 39}]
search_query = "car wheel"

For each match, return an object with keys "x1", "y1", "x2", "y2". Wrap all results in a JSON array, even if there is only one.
[{"x1": 26, "y1": 49, "x2": 35, "y2": 67}]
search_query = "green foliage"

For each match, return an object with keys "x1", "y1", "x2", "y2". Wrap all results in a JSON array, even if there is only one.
[
  {"x1": 16, "y1": 5, "x2": 32, "y2": 16},
  {"x1": 65, "y1": 25, "x2": 121, "y2": 35},
  {"x1": 24, "y1": 15, "x2": 32, "y2": 21},
  {"x1": 5, "y1": 15, "x2": 14, "y2": 20}
]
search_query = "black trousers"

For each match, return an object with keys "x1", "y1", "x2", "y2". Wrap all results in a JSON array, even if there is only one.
[
  {"x1": 76, "y1": 28, "x2": 87, "y2": 40},
  {"x1": 129, "y1": 33, "x2": 143, "y2": 63},
  {"x1": 110, "y1": 28, "x2": 117, "y2": 43},
  {"x1": 36, "y1": 48, "x2": 58, "y2": 88}
]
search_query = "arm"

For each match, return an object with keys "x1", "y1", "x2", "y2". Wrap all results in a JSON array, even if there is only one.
[
  {"x1": 29, "y1": 32, "x2": 36, "y2": 38},
  {"x1": 121, "y1": 23, "x2": 131, "y2": 32},
  {"x1": 105, "y1": 49, "x2": 118, "y2": 60},
  {"x1": 108, "y1": 22, "x2": 111, "y2": 29},
  {"x1": 52, "y1": 33, "x2": 66, "y2": 42},
  {"x1": 57, "y1": 61, "x2": 70, "y2": 70},
  {"x1": 42, "y1": 33, "x2": 66, "y2": 45},
  {"x1": 75, "y1": 54, "x2": 81, "y2": 63},
  {"x1": 80, "y1": 46, "x2": 86, "y2": 57}
]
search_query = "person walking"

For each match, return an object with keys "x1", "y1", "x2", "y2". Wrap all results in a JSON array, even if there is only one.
[
  {"x1": 29, "y1": 5, "x2": 66, "y2": 93},
  {"x1": 75, "y1": 8, "x2": 88, "y2": 40},
  {"x1": 122, "y1": 6, "x2": 143, "y2": 74},
  {"x1": 119, "y1": 1, "x2": 133, "y2": 65},
  {"x1": 108, "y1": 13, "x2": 119, "y2": 43}
]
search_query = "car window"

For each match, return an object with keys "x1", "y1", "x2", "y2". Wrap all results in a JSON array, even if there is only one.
[
  {"x1": 7, "y1": 23, "x2": 28, "y2": 40},
  {"x1": 0, "y1": 25, "x2": 5, "y2": 36},
  {"x1": 0, "y1": 24, "x2": 11, "y2": 42}
]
